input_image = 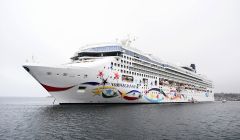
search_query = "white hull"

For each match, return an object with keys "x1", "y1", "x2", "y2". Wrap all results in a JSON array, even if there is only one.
[{"x1": 23, "y1": 56, "x2": 214, "y2": 104}]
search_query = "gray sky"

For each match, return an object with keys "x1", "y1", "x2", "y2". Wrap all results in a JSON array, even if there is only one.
[{"x1": 0, "y1": 0, "x2": 240, "y2": 97}]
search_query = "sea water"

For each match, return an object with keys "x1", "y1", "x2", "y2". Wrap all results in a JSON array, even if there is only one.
[{"x1": 0, "y1": 97, "x2": 239, "y2": 140}]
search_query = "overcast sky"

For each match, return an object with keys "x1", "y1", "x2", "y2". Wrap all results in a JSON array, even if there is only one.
[{"x1": 0, "y1": 0, "x2": 240, "y2": 97}]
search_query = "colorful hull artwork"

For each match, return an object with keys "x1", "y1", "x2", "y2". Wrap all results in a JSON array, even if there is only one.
[
  {"x1": 144, "y1": 88, "x2": 165, "y2": 103},
  {"x1": 91, "y1": 85, "x2": 142, "y2": 100},
  {"x1": 119, "y1": 90, "x2": 142, "y2": 100},
  {"x1": 92, "y1": 86, "x2": 118, "y2": 98},
  {"x1": 83, "y1": 82, "x2": 185, "y2": 102}
]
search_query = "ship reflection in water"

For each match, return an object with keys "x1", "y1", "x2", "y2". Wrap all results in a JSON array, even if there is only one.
[{"x1": 0, "y1": 97, "x2": 240, "y2": 139}]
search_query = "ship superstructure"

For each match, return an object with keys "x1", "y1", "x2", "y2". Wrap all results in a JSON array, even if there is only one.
[{"x1": 23, "y1": 39, "x2": 214, "y2": 103}]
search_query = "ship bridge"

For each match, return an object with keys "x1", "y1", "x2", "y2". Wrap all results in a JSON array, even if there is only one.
[
  {"x1": 71, "y1": 43, "x2": 165, "y2": 67},
  {"x1": 71, "y1": 44, "x2": 124, "y2": 60}
]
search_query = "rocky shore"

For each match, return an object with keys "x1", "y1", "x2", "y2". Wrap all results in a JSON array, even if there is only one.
[{"x1": 214, "y1": 93, "x2": 240, "y2": 101}]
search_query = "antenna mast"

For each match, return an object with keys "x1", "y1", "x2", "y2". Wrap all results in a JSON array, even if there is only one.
[{"x1": 120, "y1": 35, "x2": 137, "y2": 48}]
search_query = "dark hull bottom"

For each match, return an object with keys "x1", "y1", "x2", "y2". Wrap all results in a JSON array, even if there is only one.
[{"x1": 59, "y1": 101, "x2": 214, "y2": 105}]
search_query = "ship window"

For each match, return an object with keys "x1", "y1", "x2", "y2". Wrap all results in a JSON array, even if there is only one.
[
  {"x1": 121, "y1": 70, "x2": 123, "y2": 73},
  {"x1": 47, "y1": 72, "x2": 52, "y2": 75},
  {"x1": 143, "y1": 78, "x2": 148, "y2": 84},
  {"x1": 122, "y1": 75, "x2": 134, "y2": 83},
  {"x1": 124, "y1": 60, "x2": 126, "y2": 63},
  {"x1": 78, "y1": 51, "x2": 122, "y2": 57},
  {"x1": 124, "y1": 70, "x2": 126, "y2": 73},
  {"x1": 155, "y1": 80, "x2": 158, "y2": 86},
  {"x1": 121, "y1": 60, "x2": 123, "y2": 63},
  {"x1": 78, "y1": 86, "x2": 86, "y2": 90},
  {"x1": 77, "y1": 86, "x2": 86, "y2": 93},
  {"x1": 124, "y1": 65, "x2": 126, "y2": 68},
  {"x1": 63, "y1": 73, "x2": 67, "y2": 76},
  {"x1": 114, "y1": 63, "x2": 117, "y2": 66}
]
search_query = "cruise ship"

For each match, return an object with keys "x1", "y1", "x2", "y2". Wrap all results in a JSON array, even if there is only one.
[{"x1": 23, "y1": 39, "x2": 214, "y2": 104}]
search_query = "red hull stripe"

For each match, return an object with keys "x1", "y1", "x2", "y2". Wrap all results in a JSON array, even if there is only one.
[
  {"x1": 41, "y1": 84, "x2": 75, "y2": 92},
  {"x1": 123, "y1": 96, "x2": 139, "y2": 100}
]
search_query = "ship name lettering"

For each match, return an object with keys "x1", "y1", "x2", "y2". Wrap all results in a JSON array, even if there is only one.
[{"x1": 111, "y1": 83, "x2": 136, "y2": 88}]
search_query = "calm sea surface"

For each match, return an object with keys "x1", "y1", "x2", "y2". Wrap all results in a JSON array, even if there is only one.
[{"x1": 0, "y1": 97, "x2": 240, "y2": 140}]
